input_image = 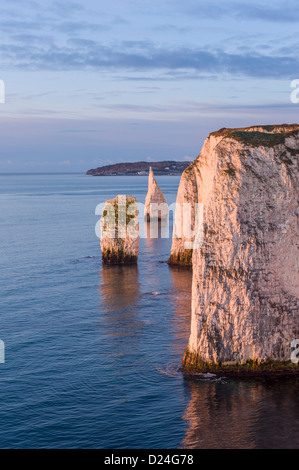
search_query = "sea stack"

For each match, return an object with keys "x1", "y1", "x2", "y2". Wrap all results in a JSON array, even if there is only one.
[
  {"x1": 144, "y1": 167, "x2": 167, "y2": 221},
  {"x1": 101, "y1": 195, "x2": 139, "y2": 264},
  {"x1": 168, "y1": 165, "x2": 198, "y2": 266},
  {"x1": 181, "y1": 124, "x2": 299, "y2": 374}
]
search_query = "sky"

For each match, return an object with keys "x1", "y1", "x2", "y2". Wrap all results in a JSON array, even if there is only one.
[{"x1": 0, "y1": 0, "x2": 299, "y2": 172}]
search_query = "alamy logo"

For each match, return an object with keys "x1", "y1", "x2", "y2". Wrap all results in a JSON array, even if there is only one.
[
  {"x1": 0, "y1": 80, "x2": 5, "y2": 104},
  {"x1": 291, "y1": 340, "x2": 299, "y2": 364},
  {"x1": 0, "y1": 340, "x2": 4, "y2": 364},
  {"x1": 291, "y1": 79, "x2": 299, "y2": 104},
  {"x1": 95, "y1": 200, "x2": 204, "y2": 251}
]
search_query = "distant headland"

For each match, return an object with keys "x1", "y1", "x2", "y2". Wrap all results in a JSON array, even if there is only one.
[{"x1": 86, "y1": 161, "x2": 190, "y2": 176}]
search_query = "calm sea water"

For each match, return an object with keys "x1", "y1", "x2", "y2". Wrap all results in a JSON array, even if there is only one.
[{"x1": 0, "y1": 174, "x2": 298, "y2": 449}]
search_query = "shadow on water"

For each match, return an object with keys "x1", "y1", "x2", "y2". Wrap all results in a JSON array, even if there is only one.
[
  {"x1": 168, "y1": 266, "x2": 193, "y2": 346},
  {"x1": 181, "y1": 375, "x2": 299, "y2": 449}
]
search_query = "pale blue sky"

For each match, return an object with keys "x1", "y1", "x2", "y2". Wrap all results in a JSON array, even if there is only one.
[{"x1": 0, "y1": 0, "x2": 298, "y2": 172}]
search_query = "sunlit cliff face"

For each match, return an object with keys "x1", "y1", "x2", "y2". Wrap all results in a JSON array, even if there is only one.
[{"x1": 175, "y1": 124, "x2": 299, "y2": 371}]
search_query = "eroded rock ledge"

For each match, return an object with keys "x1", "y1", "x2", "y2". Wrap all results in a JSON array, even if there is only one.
[{"x1": 179, "y1": 124, "x2": 299, "y2": 374}]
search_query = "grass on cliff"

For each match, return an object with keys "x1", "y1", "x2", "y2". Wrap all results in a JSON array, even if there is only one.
[{"x1": 209, "y1": 126, "x2": 299, "y2": 148}]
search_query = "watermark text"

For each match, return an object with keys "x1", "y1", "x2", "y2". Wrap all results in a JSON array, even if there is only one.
[
  {"x1": 0, "y1": 340, "x2": 5, "y2": 364},
  {"x1": 95, "y1": 199, "x2": 204, "y2": 251},
  {"x1": 291, "y1": 79, "x2": 299, "y2": 104},
  {"x1": 291, "y1": 339, "x2": 299, "y2": 364},
  {"x1": 0, "y1": 80, "x2": 5, "y2": 104}
]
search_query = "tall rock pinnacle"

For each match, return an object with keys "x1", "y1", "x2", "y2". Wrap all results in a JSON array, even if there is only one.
[{"x1": 144, "y1": 167, "x2": 167, "y2": 221}]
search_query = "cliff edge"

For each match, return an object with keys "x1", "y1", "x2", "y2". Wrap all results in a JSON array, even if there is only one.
[{"x1": 180, "y1": 124, "x2": 299, "y2": 374}]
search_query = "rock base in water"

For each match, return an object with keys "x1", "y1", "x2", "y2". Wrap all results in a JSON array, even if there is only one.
[
  {"x1": 102, "y1": 249, "x2": 138, "y2": 265},
  {"x1": 168, "y1": 250, "x2": 193, "y2": 267},
  {"x1": 183, "y1": 349, "x2": 299, "y2": 377}
]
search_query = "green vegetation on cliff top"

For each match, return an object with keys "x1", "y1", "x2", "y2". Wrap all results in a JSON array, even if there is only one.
[
  {"x1": 182, "y1": 124, "x2": 299, "y2": 177},
  {"x1": 209, "y1": 124, "x2": 299, "y2": 148}
]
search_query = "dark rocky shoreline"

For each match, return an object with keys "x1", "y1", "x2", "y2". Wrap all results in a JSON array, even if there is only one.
[{"x1": 86, "y1": 161, "x2": 190, "y2": 176}]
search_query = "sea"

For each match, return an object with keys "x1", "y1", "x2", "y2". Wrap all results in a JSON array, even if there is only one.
[{"x1": 0, "y1": 173, "x2": 298, "y2": 449}]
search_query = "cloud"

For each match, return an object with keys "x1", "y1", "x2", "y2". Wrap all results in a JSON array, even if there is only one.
[
  {"x1": 12, "y1": 33, "x2": 53, "y2": 44},
  {"x1": 152, "y1": 23, "x2": 188, "y2": 33},
  {"x1": 1, "y1": 39, "x2": 297, "y2": 80},
  {"x1": 3, "y1": 0, "x2": 299, "y2": 24},
  {"x1": 0, "y1": 19, "x2": 44, "y2": 32},
  {"x1": 234, "y1": 2, "x2": 299, "y2": 23},
  {"x1": 0, "y1": 0, "x2": 298, "y2": 84},
  {"x1": 55, "y1": 21, "x2": 109, "y2": 34},
  {"x1": 169, "y1": 0, "x2": 299, "y2": 23},
  {"x1": 94, "y1": 100, "x2": 299, "y2": 116},
  {"x1": 49, "y1": 1, "x2": 86, "y2": 15},
  {"x1": 59, "y1": 129, "x2": 104, "y2": 133}
]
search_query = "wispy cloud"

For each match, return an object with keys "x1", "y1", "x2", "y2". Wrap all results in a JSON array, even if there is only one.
[
  {"x1": 232, "y1": 2, "x2": 299, "y2": 23},
  {"x1": 1, "y1": 40, "x2": 297, "y2": 79},
  {"x1": 164, "y1": 0, "x2": 299, "y2": 23},
  {"x1": 55, "y1": 21, "x2": 109, "y2": 34},
  {"x1": 0, "y1": 0, "x2": 298, "y2": 83},
  {"x1": 59, "y1": 129, "x2": 104, "y2": 133},
  {"x1": 92, "y1": 100, "x2": 299, "y2": 116},
  {"x1": 49, "y1": 1, "x2": 86, "y2": 15}
]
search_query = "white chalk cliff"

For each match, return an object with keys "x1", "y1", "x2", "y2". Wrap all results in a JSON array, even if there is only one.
[
  {"x1": 144, "y1": 167, "x2": 167, "y2": 221},
  {"x1": 179, "y1": 125, "x2": 299, "y2": 372}
]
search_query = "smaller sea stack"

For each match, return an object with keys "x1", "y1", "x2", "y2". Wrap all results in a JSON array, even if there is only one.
[
  {"x1": 101, "y1": 195, "x2": 139, "y2": 264},
  {"x1": 144, "y1": 167, "x2": 167, "y2": 221}
]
